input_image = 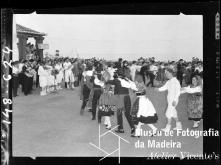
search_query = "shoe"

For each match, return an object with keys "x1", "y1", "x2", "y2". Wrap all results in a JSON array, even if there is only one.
[
  {"x1": 88, "y1": 109, "x2": 92, "y2": 112},
  {"x1": 173, "y1": 122, "x2": 182, "y2": 131},
  {"x1": 193, "y1": 121, "x2": 200, "y2": 128},
  {"x1": 131, "y1": 128, "x2": 135, "y2": 135},
  {"x1": 131, "y1": 134, "x2": 140, "y2": 138},
  {"x1": 161, "y1": 124, "x2": 171, "y2": 132},
  {"x1": 115, "y1": 129, "x2": 124, "y2": 133},
  {"x1": 106, "y1": 126, "x2": 111, "y2": 130},
  {"x1": 131, "y1": 134, "x2": 136, "y2": 137},
  {"x1": 92, "y1": 117, "x2": 96, "y2": 120},
  {"x1": 150, "y1": 129, "x2": 158, "y2": 137}
]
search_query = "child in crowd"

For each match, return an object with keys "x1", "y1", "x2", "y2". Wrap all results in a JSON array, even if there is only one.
[{"x1": 156, "y1": 68, "x2": 182, "y2": 132}]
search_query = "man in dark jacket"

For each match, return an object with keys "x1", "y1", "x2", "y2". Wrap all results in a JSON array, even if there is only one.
[
  {"x1": 106, "y1": 69, "x2": 135, "y2": 134},
  {"x1": 177, "y1": 59, "x2": 184, "y2": 86},
  {"x1": 90, "y1": 64, "x2": 103, "y2": 120},
  {"x1": 114, "y1": 58, "x2": 123, "y2": 70},
  {"x1": 139, "y1": 61, "x2": 149, "y2": 85}
]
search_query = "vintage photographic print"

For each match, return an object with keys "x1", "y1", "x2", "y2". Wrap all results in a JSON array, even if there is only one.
[{"x1": 1, "y1": 2, "x2": 220, "y2": 165}]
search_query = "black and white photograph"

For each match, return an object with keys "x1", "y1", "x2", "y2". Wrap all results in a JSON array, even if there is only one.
[{"x1": 1, "y1": 3, "x2": 220, "y2": 165}]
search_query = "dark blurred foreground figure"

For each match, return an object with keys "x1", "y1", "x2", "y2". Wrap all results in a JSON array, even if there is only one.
[
  {"x1": 12, "y1": 61, "x2": 20, "y2": 97},
  {"x1": 22, "y1": 60, "x2": 34, "y2": 96}
]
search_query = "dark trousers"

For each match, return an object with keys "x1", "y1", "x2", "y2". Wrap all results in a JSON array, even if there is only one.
[
  {"x1": 117, "y1": 95, "x2": 134, "y2": 130},
  {"x1": 81, "y1": 84, "x2": 91, "y2": 110},
  {"x1": 23, "y1": 75, "x2": 33, "y2": 95},
  {"x1": 78, "y1": 73, "x2": 83, "y2": 85},
  {"x1": 36, "y1": 75, "x2": 39, "y2": 88},
  {"x1": 19, "y1": 73, "x2": 25, "y2": 92},
  {"x1": 142, "y1": 74, "x2": 146, "y2": 84},
  {"x1": 98, "y1": 111, "x2": 102, "y2": 123},
  {"x1": 92, "y1": 88, "x2": 102, "y2": 119},
  {"x1": 12, "y1": 75, "x2": 19, "y2": 96},
  {"x1": 146, "y1": 72, "x2": 155, "y2": 87},
  {"x1": 177, "y1": 73, "x2": 183, "y2": 86},
  {"x1": 30, "y1": 77, "x2": 33, "y2": 91}
]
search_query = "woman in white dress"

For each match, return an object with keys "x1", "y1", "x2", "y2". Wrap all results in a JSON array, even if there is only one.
[
  {"x1": 69, "y1": 61, "x2": 75, "y2": 89},
  {"x1": 55, "y1": 60, "x2": 64, "y2": 90},
  {"x1": 45, "y1": 60, "x2": 55, "y2": 93},
  {"x1": 38, "y1": 61, "x2": 48, "y2": 96}
]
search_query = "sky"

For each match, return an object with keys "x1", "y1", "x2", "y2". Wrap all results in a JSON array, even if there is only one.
[{"x1": 15, "y1": 13, "x2": 203, "y2": 61}]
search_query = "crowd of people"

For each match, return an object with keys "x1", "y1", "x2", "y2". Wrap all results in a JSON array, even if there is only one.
[{"x1": 11, "y1": 56, "x2": 203, "y2": 137}]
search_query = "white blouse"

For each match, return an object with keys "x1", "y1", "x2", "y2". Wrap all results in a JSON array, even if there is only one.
[
  {"x1": 158, "y1": 77, "x2": 181, "y2": 103},
  {"x1": 38, "y1": 66, "x2": 48, "y2": 77},
  {"x1": 94, "y1": 76, "x2": 105, "y2": 87},
  {"x1": 118, "y1": 78, "x2": 138, "y2": 91}
]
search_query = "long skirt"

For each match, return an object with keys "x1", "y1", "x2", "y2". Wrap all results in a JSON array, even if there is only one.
[
  {"x1": 98, "y1": 105, "x2": 116, "y2": 116},
  {"x1": 131, "y1": 96, "x2": 158, "y2": 124},
  {"x1": 39, "y1": 76, "x2": 47, "y2": 87},
  {"x1": 98, "y1": 92, "x2": 117, "y2": 116},
  {"x1": 47, "y1": 75, "x2": 56, "y2": 86},
  {"x1": 56, "y1": 72, "x2": 63, "y2": 84},
  {"x1": 187, "y1": 93, "x2": 203, "y2": 121}
]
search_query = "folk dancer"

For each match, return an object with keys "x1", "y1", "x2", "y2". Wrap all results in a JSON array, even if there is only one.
[
  {"x1": 80, "y1": 66, "x2": 94, "y2": 115},
  {"x1": 130, "y1": 73, "x2": 158, "y2": 137},
  {"x1": 106, "y1": 69, "x2": 134, "y2": 134},
  {"x1": 91, "y1": 70, "x2": 103, "y2": 120},
  {"x1": 155, "y1": 68, "x2": 182, "y2": 132},
  {"x1": 180, "y1": 75, "x2": 203, "y2": 128},
  {"x1": 97, "y1": 68, "x2": 116, "y2": 129}
]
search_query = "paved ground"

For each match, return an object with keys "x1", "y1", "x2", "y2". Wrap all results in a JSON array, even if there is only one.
[{"x1": 13, "y1": 84, "x2": 203, "y2": 158}]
